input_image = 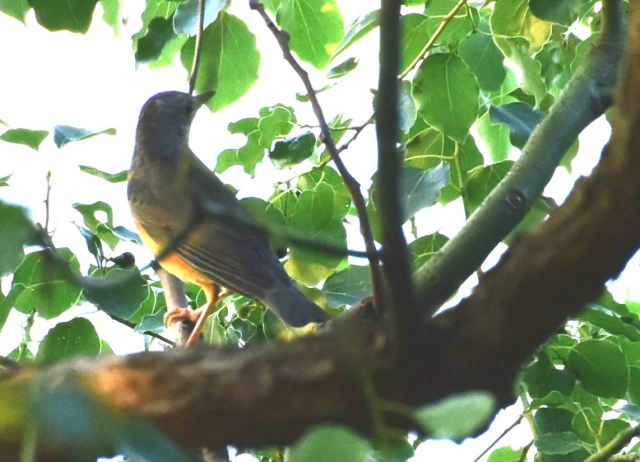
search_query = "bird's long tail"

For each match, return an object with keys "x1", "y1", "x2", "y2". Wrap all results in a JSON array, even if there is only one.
[{"x1": 263, "y1": 284, "x2": 328, "y2": 327}]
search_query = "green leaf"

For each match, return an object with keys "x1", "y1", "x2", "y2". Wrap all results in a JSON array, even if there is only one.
[
  {"x1": 298, "y1": 167, "x2": 351, "y2": 219},
  {"x1": 405, "y1": 127, "x2": 456, "y2": 168},
  {"x1": 286, "y1": 183, "x2": 346, "y2": 284},
  {"x1": 489, "y1": 102, "x2": 544, "y2": 148},
  {"x1": 402, "y1": 164, "x2": 450, "y2": 219},
  {"x1": 322, "y1": 265, "x2": 371, "y2": 307},
  {"x1": 491, "y1": 0, "x2": 551, "y2": 49},
  {"x1": 529, "y1": 0, "x2": 594, "y2": 25},
  {"x1": 568, "y1": 339, "x2": 628, "y2": 398},
  {"x1": 423, "y1": 0, "x2": 475, "y2": 47},
  {"x1": 599, "y1": 419, "x2": 631, "y2": 447},
  {"x1": 487, "y1": 447, "x2": 522, "y2": 462},
  {"x1": 463, "y1": 161, "x2": 514, "y2": 215},
  {"x1": 136, "y1": 17, "x2": 176, "y2": 64},
  {"x1": 578, "y1": 307, "x2": 640, "y2": 341},
  {"x1": 181, "y1": 13, "x2": 260, "y2": 111},
  {"x1": 99, "y1": 0, "x2": 119, "y2": 31},
  {"x1": 0, "y1": 0, "x2": 30, "y2": 22},
  {"x1": 408, "y1": 233, "x2": 448, "y2": 270},
  {"x1": 0, "y1": 174, "x2": 11, "y2": 187},
  {"x1": 258, "y1": 105, "x2": 297, "y2": 145},
  {"x1": 534, "y1": 432, "x2": 583, "y2": 455},
  {"x1": 277, "y1": 0, "x2": 344, "y2": 69},
  {"x1": 73, "y1": 201, "x2": 119, "y2": 249},
  {"x1": 218, "y1": 106, "x2": 297, "y2": 174},
  {"x1": 28, "y1": 0, "x2": 98, "y2": 33},
  {"x1": 399, "y1": 80, "x2": 417, "y2": 133},
  {"x1": 82, "y1": 268, "x2": 149, "y2": 319},
  {"x1": 37, "y1": 318, "x2": 100, "y2": 364},
  {"x1": 173, "y1": 0, "x2": 225, "y2": 35},
  {"x1": 0, "y1": 202, "x2": 35, "y2": 276},
  {"x1": 77, "y1": 226, "x2": 104, "y2": 261},
  {"x1": 459, "y1": 30, "x2": 506, "y2": 92},
  {"x1": 413, "y1": 53, "x2": 479, "y2": 142},
  {"x1": 535, "y1": 407, "x2": 574, "y2": 433},
  {"x1": 523, "y1": 353, "x2": 575, "y2": 398},
  {"x1": 11, "y1": 248, "x2": 82, "y2": 319},
  {"x1": 327, "y1": 57, "x2": 358, "y2": 79},
  {"x1": 333, "y1": 10, "x2": 378, "y2": 57},
  {"x1": 79, "y1": 166, "x2": 128, "y2": 183},
  {"x1": 368, "y1": 164, "x2": 449, "y2": 240},
  {"x1": 288, "y1": 426, "x2": 371, "y2": 462},
  {"x1": 415, "y1": 391, "x2": 495, "y2": 439},
  {"x1": 0, "y1": 128, "x2": 48, "y2": 151},
  {"x1": 270, "y1": 133, "x2": 316, "y2": 168},
  {"x1": 400, "y1": 14, "x2": 433, "y2": 76},
  {"x1": 53, "y1": 125, "x2": 116, "y2": 148},
  {"x1": 475, "y1": 111, "x2": 511, "y2": 163}
]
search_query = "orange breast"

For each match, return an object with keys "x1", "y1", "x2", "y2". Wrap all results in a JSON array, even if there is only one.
[{"x1": 134, "y1": 220, "x2": 218, "y2": 302}]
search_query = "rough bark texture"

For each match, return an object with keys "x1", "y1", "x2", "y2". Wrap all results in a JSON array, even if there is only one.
[{"x1": 1, "y1": 4, "x2": 639, "y2": 461}]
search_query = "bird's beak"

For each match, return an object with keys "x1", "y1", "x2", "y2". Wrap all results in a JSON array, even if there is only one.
[{"x1": 194, "y1": 91, "x2": 215, "y2": 107}]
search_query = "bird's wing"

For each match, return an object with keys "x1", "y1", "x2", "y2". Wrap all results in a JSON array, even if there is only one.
[
  {"x1": 171, "y1": 157, "x2": 290, "y2": 298},
  {"x1": 175, "y1": 219, "x2": 284, "y2": 298}
]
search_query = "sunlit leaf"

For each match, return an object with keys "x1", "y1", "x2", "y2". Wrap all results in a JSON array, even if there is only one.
[
  {"x1": 181, "y1": 13, "x2": 259, "y2": 111},
  {"x1": 29, "y1": 0, "x2": 98, "y2": 33},
  {"x1": 277, "y1": 0, "x2": 344, "y2": 68},
  {"x1": 0, "y1": 128, "x2": 48, "y2": 151}
]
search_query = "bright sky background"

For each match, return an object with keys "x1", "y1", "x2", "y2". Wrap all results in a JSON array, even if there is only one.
[{"x1": 0, "y1": 1, "x2": 633, "y2": 460}]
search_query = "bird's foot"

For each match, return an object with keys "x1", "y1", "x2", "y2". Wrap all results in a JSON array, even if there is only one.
[{"x1": 164, "y1": 307, "x2": 204, "y2": 327}]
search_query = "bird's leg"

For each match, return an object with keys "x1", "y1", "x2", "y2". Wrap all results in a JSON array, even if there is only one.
[{"x1": 184, "y1": 287, "x2": 231, "y2": 346}]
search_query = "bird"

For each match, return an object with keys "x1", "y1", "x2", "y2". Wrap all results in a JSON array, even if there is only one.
[{"x1": 127, "y1": 90, "x2": 327, "y2": 344}]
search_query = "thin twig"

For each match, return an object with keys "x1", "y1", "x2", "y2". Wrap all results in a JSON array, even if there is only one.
[
  {"x1": 107, "y1": 313, "x2": 175, "y2": 347},
  {"x1": 377, "y1": 0, "x2": 419, "y2": 343},
  {"x1": 0, "y1": 355, "x2": 20, "y2": 370},
  {"x1": 44, "y1": 171, "x2": 52, "y2": 234},
  {"x1": 188, "y1": 0, "x2": 207, "y2": 95},
  {"x1": 472, "y1": 414, "x2": 524, "y2": 462},
  {"x1": 249, "y1": 0, "x2": 384, "y2": 311},
  {"x1": 338, "y1": 115, "x2": 374, "y2": 153},
  {"x1": 400, "y1": 0, "x2": 469, "y2": 80}
]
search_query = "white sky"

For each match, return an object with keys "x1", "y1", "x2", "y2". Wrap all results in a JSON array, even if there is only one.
[{"x1": 0, "y1": 1, "x2": 632, "y2": 460}]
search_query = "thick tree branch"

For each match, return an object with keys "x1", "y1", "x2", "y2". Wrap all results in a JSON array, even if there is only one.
[
  {"x1": 248, "y1": 0, "x2": 384, "y2": 310},
  {"x1": 0, "y1": 3, "x2": 637, "y2": 460},
  {"x1": 376, "y1": 0, "x2": 419, "y2": 345},
  {"x1": 414, "y1": 0, "x2": 626, "y2": 313}
]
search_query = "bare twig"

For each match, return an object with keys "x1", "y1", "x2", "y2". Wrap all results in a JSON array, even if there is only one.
[
  {"x1": 188, "y1": 0, "x2": 207, "y2": 95},
  {"x1": 249, "y1": 0, "x2": 384, "y2": 311},
  {"x1": 43, "y1": 171, "x2": 52, "y2": 234},
  {"x1": 376, "y1": 0, "x2": 419, "y2": 343},
  {"x1": 472, "y1": 414, "x2": 524, "y2": 462},
  {"x1": 107, "y1": 313, "x2": 175, "y2": 347},
  {"x1": 337, "y1": 115, "x2": 374, "y2": 153}
]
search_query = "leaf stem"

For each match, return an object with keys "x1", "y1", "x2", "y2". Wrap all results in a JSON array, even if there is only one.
[{"x1": 188, "y1": 0, "x2": 207, "y2": 95}]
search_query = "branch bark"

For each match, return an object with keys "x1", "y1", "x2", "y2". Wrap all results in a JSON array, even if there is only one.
[
  {"x1": 414, "y1": 0, "x2": 627, "y2": 314},
  {"x1": 0, "y1": 2, "x2": 638, "y2": 460}
]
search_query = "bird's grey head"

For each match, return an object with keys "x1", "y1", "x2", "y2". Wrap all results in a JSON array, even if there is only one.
[{"x1": 135, "y1": 90, "x2": 214, "y2": 157}]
